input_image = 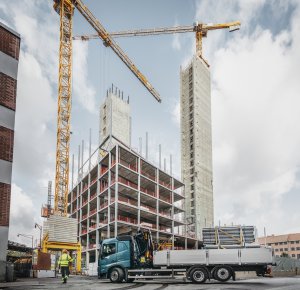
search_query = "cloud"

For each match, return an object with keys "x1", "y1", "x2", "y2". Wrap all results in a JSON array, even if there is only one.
[
  {"x1": 171, "y1": 101, "x2": 180, "y2": 126},
  {"x1": 191, "y1": 0, "x2": 300, "y2": 235},
  {"x1": 9, "y1": 184, "x2": 42, "y2": 247},
  {"x1": 73, "y1": 41, "x2": 97, "y2": 113}
]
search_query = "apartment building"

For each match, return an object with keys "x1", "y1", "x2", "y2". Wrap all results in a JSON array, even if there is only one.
[
  {"x1": 0, "y1": 22, "x2": 20, "y2": 281},
  {"x1": 258, "y1": 233, "x2": 300, "y2": 259}
]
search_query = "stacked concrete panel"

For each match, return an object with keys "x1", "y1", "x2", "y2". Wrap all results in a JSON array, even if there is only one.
[
  {"x1": 0, "y1": 22, "x2": 20, "y2": 281},
  {"x1": 43, "y1": 215, "x2": 77, "y2": 243},
  {"x1": 180, "y1": 56, "x2": 214, "y2": 240}
]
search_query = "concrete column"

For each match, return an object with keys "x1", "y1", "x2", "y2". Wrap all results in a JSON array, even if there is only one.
[
  {"x1": 137, "y1": 156, "x2": 141, "y2": 227},
  {"x1": 107, "y1": 150, "x2": 111, "y2": 238},
  {"x1": 114, "y1": 145, "x2": 119, "y2": 237}
]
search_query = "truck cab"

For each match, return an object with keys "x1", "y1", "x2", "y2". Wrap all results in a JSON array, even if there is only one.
[{"x1": 98, "y1": 235, "x2": 135, "y2": 281}]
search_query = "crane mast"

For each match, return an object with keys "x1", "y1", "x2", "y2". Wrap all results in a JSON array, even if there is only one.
[{"x1": 53, "y1": 0, "x2": 73, "y2": 215}]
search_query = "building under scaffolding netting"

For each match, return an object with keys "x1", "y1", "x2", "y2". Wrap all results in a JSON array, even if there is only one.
[{"x1": 202, "y1": 226, "x2": 257, "y2": 248}]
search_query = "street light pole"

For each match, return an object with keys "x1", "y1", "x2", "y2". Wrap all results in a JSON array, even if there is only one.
[{"x1": 35, "y1": 223, "x2": 42, "y2": 249}]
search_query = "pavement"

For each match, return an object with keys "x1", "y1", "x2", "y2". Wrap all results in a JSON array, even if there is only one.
[{"x1": 1, "y1": 276, "x2": 300, "y2": 290}]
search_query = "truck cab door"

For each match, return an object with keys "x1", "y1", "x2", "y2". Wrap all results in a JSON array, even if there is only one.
[{"x1": 100, "y1": 242, "x2": 117, "y2": 273}]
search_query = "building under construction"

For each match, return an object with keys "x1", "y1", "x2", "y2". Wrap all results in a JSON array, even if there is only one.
[
  {"x1": 181, "y1": 56, "x2": 214, "y2": 240},
  {"x1": 68, "y1": 90, "x2": 198, "y2": 268}
]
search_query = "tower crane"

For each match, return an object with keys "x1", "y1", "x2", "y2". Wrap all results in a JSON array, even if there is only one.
[
  {"x1": 52, "y1": 0, "x2": 161, "y2": 217},
  {"x1": 73, "y1": 21, "x2": 241, "y2": 59}
]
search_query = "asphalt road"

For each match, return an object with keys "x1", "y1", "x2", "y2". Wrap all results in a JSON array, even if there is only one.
[{"x1": 1, "y1": 276, "x2": 300, "y2": 290}]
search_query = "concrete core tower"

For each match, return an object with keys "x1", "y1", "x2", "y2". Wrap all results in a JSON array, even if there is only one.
[{"x1": 180, "y1": 56, "x2": 214, "y2": 240}]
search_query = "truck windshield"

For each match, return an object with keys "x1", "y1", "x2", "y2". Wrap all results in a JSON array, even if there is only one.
[{"x1": 101, "y1": 243, "x2": 116, "y2": 258}]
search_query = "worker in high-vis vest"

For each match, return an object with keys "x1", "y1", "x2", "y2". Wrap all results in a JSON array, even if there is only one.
[{"x1": 58, "y1": 249, "x2": 73, "y2": 283}]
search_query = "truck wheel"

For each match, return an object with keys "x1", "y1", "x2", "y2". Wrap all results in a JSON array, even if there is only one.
[
  {"x1": 109, "y1": 267, "x2": 124, "y2": 283},
  {"x1": 190, "y1": 268, "x2": 207, "y2": 284},
  {"x1": 214, "y1": 266, "x2": 232, "y2": 282}
]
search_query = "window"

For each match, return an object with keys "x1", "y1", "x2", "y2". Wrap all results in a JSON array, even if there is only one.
[
  {"x1": 190, "y1": 160, "x2": 194, "y2": 167},
  {"x1": 296, "y1": 247, "x2": 300, "y2": 250},
  {"x1": 189, "y1": 82, "x2": 193, "y2": 90},
  {"x1": 190, "y1": 121, "x2": 193, "y2": 127},
  {"x1": 296, "y1": 241, "x2": 300, "y2": 244},
  {"x1": 189, "y1": 105, "x2": 193, "y2": 112},
  {"x1": 101, "y1": 243, "x2": 116, "y2": 258},
  {"x1": 103, "y1": 127, "x2": 106, "y2": 135},
  {"x1": 190, "y1": 144, "x2": 193, "y2": 150},
  {"x1": 191, "y1": 192, "x2": 194, "y2": 199},
  {"x1": 191, "y1": 185, "x2": 194, "y2": 191},
  {"x1": 190, "y1": 168, "x2": 194, "y2": 174},
  {"x1": 189, "y1": 67, "x2": 193, "y2": 74},
  {"x1": 291, "y1": 247, "x2": 295, "y2": 251},
  {"x1": 292, "y1": 254, "x2": 295, "y2": 257},
  {"x1": 118, "y1": 242, "x2": 127, "y2": 252},
  {"x1": 191, "y1": 209, "x2": 195, "y2": 216},
  {"x1": 291, "y1": 241, "x2": 295, "y2": 244},
  {"x1": 190, "y1": 176, "x2": 194, "y2": 182},
  {"x1": 275, "y1": 249, "x2": 279, "y2": 252},
  {"x1": 190, "y1": 152, "x2": 193, "y2": 158},
  {"x1": 275, "y1": 243, "x2": 278, "y2": 245},
  {"x1": 284, "y1": 248, "x2": 288, "y2": 251},
  {"x1": 191, "y1": 200, "x2": 194, "y2": 207},
  {"x1": 190, "y1": 136, "x2": 193, "y2": 143},
  {"x1": 284, "y1": 242, "x2": 288, "y2": 245}
]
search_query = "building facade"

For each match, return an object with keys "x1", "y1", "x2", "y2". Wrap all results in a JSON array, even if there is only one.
[
  {"x1": 180, "y1": 55, "x2": 214, "y2": 239},
  {"x1": 258, "y1": 233, "x2": 300, "y2": 259},
  {"x1": 99, "y1": 87, "x2": 131, "y2": 148},
  {"x1": 0, "y1": 22, "x2": 20, "y2": 280},
  {"x1": 68, "y1": 142, "x2": 197, "y2": 268}
]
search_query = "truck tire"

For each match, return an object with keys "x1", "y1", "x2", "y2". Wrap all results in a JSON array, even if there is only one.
[
  {"x1": 213, "y1": 266, "x2": 232, "y2": 282},
  {"x1": 190, "y1": 267, "x2": 207, "y2": 284},
  {"x1": 109, "y1": 267, "x2": 124, "y2": 283}
]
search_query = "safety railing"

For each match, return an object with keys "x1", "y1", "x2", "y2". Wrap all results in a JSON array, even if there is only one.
[
  {"x1": 159, "y1": 195, "x2": 171, "y2": 204},
  {"x1": 141, "y1": 170, "x2": 156, "y2": 182},
  {"x1": 90, "y1": 192, "x2": 97, "y2": 201},
  {"x1": 82, "y1": 213, "x2": 88, "y2": 220},
  {"x1": 118, "y1": 196, "x2": 138, "y2": 207},
  {"x1": 90, "y1": 208, "x2": 97, "y2": 216},
  {"x1": 140, "y1": 222, "x2": 157, "y2": 230},
  {"x1": 100, "y1": 166, "x2": 108, "y2": 176},
  {"x1": 119, "y1": 158, "x2": 138, "y2": 172},
  {"x1": 140, "y1": 186, "x2": 156, "y2": 198},
  {"x1": 159, "y1": 180, "x2": 172, "y2": 190},
  {"x1": 118, "y1": 176, "x2": 138, "y2": 190},
  {"x1": 140, "y1": 204, "x2": 156, "y2": 213},
  {"x1": 99, "y1": 200, "x2": 108, "y2": 209}
]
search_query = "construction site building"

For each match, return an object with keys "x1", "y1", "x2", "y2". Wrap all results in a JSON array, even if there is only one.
[
  {"x1": 68, "y1": 89, "x2": 197, "y2": 269},
  {"x1": 180, "y1": 56, "x2": 214, "y2": 240},
  {"x1": 0, "y1": 22, "x2": 20, "y2": 281},
  {"x1": 68, "y1": 142, "x2": 198, "y2": 269}
]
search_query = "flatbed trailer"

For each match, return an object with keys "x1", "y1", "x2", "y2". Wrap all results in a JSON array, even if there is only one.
[{"x1": 98, "y1": 234, "x2": 275, "y2": 284}]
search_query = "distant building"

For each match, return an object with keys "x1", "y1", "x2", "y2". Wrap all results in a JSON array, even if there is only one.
[
  {"x1": 258, "y1": 233, "x2": 300, "y2": 259},
  {"x1": 99, "y1": 85, "x2": 131, "y2": 148},
  {"x1": 0, "y1": 22, "x2": 20, "y2": 281},
  {"x1": 180, "y1": 55, "x2": 214, "y2": 239}
]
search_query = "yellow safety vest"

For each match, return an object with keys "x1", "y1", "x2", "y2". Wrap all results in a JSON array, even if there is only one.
[{"x1": 58, "y1": 253, "x2": 73, "y2": 267}]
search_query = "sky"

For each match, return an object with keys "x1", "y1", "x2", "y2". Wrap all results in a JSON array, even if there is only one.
[{"x1": 0, "y1": 0, "x2": 299, "y2": 247}]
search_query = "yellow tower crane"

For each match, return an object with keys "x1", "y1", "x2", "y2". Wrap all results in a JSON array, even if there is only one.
[
  {"x1": 53, "y1": 0, "x2": 161, "y2": 217},
  {"x1": 73, "y1": 21, "x2": 241, "y2": 60},
  {"x1": 42, "y1": 0, "x2": 161, "y2": 272}
]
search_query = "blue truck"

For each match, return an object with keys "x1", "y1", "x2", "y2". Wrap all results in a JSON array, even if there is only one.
[{"x1": 98, "y1": 230, "x2": 274, "y2": 284}]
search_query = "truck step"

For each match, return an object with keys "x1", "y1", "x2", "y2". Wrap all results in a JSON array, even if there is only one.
[{"x1": 128, "y1": 275, "x2": 184, "y2": 279}]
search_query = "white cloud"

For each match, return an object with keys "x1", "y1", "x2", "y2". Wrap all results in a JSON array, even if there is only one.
[
  {"x1": 73, "y1": 41, "x2": 97, "y2": 113},
  {"x1": 171, "y1": 101, "x2": 180, "y2": 126},
  {"x1": 9, "y1": 184, "x2": 42, "y2": 247},
  {"x1": 194, "y1": 1, "x2": 300, "y2": 235},
  {"x1": 172, "y1": 34, "x2": 181, "y2": 51}
]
